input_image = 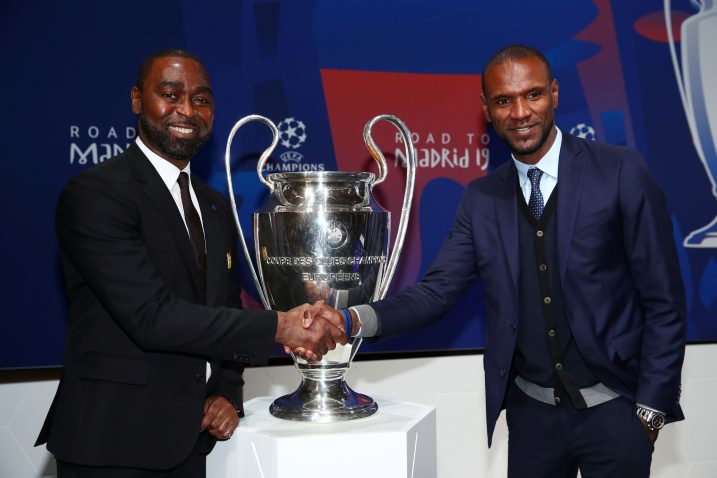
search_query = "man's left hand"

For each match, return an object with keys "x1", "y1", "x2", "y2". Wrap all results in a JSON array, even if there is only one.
[
  {"x1": 201, "y1": 395, "x2": 239, "y2": 440},
  {"x1": 638, "y1": 416, "x2": 659, "y2": 444}
]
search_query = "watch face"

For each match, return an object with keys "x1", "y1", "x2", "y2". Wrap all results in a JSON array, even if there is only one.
[{"x1": 651, "y1": 414, "x2": 665, "y2": 429}]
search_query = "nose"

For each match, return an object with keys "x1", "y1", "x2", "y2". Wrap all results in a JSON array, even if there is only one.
[
  {"x1": 510, "y1": 97, "x2": 530, "y2": 120},
  {"x1": 176, "y1": 96, "x2": 196, "y2": 118}
]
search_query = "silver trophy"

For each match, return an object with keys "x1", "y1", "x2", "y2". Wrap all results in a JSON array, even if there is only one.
[
  {"x1": 224, "y1": 114, "x2": 416, "y2": 422},
  {"x1": 666, "y1": 0, "x2": 717, "y2": 247}
]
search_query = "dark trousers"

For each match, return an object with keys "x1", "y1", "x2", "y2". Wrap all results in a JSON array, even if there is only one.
[
  {"x1": 506, "y1": 384, "x2": 654, "y2": 478},
  {"x1": 57, "y1": 450, "x2": 205, "y2": 478}
]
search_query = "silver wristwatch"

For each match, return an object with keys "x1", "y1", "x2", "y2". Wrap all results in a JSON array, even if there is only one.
[{"x1": 636, "y1": 406, "x2": 665, "y2": 431}]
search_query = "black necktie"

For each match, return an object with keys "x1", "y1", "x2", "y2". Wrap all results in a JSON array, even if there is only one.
[
  {"x1": 527, "y1": 168, "x2": 545, "y2": 219},
  {"x1": 177, "y1": 172, "x2": 206, "y2": 285}
]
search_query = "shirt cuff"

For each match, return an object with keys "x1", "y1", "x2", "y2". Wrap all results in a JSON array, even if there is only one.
[{"x1": 349, "y1": 304, "x2": 378, "y2": 338}]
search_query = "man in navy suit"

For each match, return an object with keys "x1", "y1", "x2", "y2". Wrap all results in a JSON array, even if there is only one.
[
  {"x1": 37, "y1": 49, "x2": 345, "y2": 477},
  {"x1": 307, "y1": 45, "x2": 687, "y2": 477}
]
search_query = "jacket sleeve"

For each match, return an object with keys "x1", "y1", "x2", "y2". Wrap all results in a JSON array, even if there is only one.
[
  {"x1": 618, "y1": 151, "x2": 687, "y2": 419},
  {"x1": 55, "y1": 172, "x2": 277, "y2": 363},
  {"x1": 372, "y1": 185, "x2": 480, "y2": 339}
]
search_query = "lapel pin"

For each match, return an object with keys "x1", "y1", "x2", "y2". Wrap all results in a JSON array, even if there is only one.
[{"x1": 226, "y1": 251, "x2": 232, "y2": 271}]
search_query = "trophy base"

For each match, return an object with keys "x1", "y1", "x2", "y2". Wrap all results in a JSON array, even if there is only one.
[{"x1": 269, "y1": 377, "x2": 378, "y2": 423}]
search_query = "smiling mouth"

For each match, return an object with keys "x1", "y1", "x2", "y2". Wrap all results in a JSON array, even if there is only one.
[
  {"x1": 512, "y1": 125, "x2": 534, "y2": 133},
  {"x1": 169, "y1": 125, "x2": 196, "y2": 134}
]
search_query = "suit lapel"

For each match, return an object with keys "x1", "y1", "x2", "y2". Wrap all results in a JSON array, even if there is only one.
[
  {"x1": 194, "y1": 180, "x2": 222, "y2": 307},
  {"x1": 126, "y1": 144, "x2": 204, "y2": 297},
  {"x1": 494, "y1": 162, "x2": 520, "y2": 293},
  {"x1": 556, "y1": 132, "x2": 587, "y2": 288}
]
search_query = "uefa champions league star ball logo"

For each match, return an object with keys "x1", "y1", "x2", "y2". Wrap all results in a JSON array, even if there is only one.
[
  {"x1": 322, "y1": 221, "x2": 348, "y2": 249},
  {"x1": 270, "y1": 116, "x2": 324, "y2": 170},
  {"x1": 277, "y1": 117, "x2": 307, "y2": 150},
  {"x1": 570, "y1": 123, "x2": 596, "y2": 140}
]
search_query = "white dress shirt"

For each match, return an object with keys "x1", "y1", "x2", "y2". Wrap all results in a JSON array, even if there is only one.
[
  {"x1": 512, "y1": 126, "x2": 562, "y2": 204},
  {"x1": 136, "y1": 137, "x2": 206, "y2": 241}
]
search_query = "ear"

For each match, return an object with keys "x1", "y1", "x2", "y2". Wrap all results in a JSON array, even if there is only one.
[
  {"x1": 480, "y1": 94, "x2": 491, "y2": 123},
  {"x1": 131, "y1": 86, "x2": 142, "y2": 115},
  {"x1": 551, "y1": 79, "x2": 559, "y2": 109}
]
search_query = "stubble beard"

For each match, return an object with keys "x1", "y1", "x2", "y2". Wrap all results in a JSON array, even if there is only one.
[{"x1": 507, "y1": 120, "x2": 554, "y2": 157}]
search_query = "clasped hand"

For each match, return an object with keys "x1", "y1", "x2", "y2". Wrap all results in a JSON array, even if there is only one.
[{"x1": 275, "y1": 301, "x2": 346, "y2": 361}]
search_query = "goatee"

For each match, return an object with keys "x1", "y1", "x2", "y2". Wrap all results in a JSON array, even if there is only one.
[{"x1": 509, "y1": 120, "x2": 554, "y2": 156}]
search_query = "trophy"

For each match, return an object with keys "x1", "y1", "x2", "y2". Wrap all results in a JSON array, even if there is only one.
[
  {"x1": 224, "y1": 114, "x2": 416, "y2": 422},
  {"x1": 666, "y1": 0, "x2": 717, "y2": 247}
]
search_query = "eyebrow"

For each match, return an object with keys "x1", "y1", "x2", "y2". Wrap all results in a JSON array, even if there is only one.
[
  {"x1": 158, "y1": 80, "x2": 183, "y2": 89},
  {"x1": 157, "y1": 81, "x2": 213, "y2": 95},
  {"x1": 489, "y1": 85, "x2": 547, "y2": 100}
]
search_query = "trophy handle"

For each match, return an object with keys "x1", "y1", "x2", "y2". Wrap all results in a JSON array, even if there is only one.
[
  {"x1": 224, "y1": 114, "x2": 280, "y2": 309},
  {"x1": 664, "y1": 0, "x2": 692, "y2": 131},
  {"x1": 363, "y1": 114, "x2": 417, "y2": 300}
]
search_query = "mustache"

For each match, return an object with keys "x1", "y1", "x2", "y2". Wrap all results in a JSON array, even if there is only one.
[
  {"x1": 165, "y1": 118, "x2": 199, "y2": 129},
  {"x1": 137, "y1": 109, "x2": 201, "y2": 131}
]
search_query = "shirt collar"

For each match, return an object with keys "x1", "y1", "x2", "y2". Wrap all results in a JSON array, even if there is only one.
[
  {"x1": 135, "y1": 137, "x2": 191, "y2": 191},
  {"x1": 512, "y1": 126, "x2": 562, "y2": 182}
]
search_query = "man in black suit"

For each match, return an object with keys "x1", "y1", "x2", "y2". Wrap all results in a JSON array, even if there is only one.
[
  {"x1": 306, "y1": 45, "x2": 687, "y2": 477},
  {"x1": 36, "y1": 49, "x2": 344, "y2": 477}
]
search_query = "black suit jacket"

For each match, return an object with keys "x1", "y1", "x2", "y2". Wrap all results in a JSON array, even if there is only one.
[{"x1": 37, "y1": 143, "x2": 277, "y2": 469}]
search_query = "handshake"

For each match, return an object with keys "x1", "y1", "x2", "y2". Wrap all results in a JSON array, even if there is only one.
[{"x1": 274, "y1": 301, "x2": 355, "y2": 362}]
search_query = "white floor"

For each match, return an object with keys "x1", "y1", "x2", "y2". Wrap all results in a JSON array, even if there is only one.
[{"x1": 2, "y1": 344, "x2": 716, "y2": 477}]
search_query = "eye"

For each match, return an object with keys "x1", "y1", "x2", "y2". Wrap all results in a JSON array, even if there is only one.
[
  {"x1": 193, "y1": 96, "x2": 212, "y2": 105},
  {"x1": 495, "y1": 97, "x2": 510, "y2": 106},
  {"x1": 162, "y1": 92, "x2": 178, "y2": 101},
  {"x1": 527, "y1": 90, "x2": 542, "y2": 100}
]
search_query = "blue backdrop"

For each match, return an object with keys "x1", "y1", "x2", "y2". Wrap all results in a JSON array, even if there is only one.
[{"x1": 2, "y1": 0, "x2": 715, "y2": 368}]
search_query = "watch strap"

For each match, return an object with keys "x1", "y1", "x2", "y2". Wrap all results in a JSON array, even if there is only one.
[{"x1": 636, "y1": 405, "x2": 665, "y2": 430}]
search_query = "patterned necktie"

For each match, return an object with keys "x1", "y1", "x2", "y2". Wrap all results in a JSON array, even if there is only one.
[
  {"x1": 527, "y1": 168, "x2": 545, "y2": 219},
  {"x1": 177, "y1": 172, "x2": 207, "y2": 283}
]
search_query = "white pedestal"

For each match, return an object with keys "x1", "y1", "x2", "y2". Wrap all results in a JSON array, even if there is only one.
[{"x1": 207, "y1": 396, "x2": 437, "y2": 478}]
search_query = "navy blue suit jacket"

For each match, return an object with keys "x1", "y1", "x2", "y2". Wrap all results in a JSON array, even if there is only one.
[{"x1": 372, "y1": 132, "x2": 687, "y2": 445}]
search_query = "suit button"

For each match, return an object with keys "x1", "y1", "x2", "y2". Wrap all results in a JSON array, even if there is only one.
[
  {"x1": 500, "y1": 369, "x2": 506, "y2": 377},
  {"x1": 195, "y1": 373, "x2": 205, "y2": 382},
  {"x1": 544, "y1": 296, "x2": 551, "y2": 304},
  {"x1": 548, "y1": 329, "x2": 556, "y2": 337},
  {"x1": 539, "y1": 264, "x2": 547, "y2": 272},
  {"x1": 536, "y1": 230, "x2": 544, "y2": 238},
  {"x1": 554, "y1": 396, "x2": 561, "y2": 405},
  {"x1": 555, "y1": 362, "x2": 563, "y2": 370}
]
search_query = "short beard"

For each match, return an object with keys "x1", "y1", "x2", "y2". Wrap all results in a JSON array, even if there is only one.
[{"x1": 138, "y1": 113, "x2": 212, "y2": 162}]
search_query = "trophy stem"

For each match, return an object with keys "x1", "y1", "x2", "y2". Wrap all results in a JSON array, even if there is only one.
[{"x1": 269, "y1": 365, "x2": 378, "y2": 422}]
